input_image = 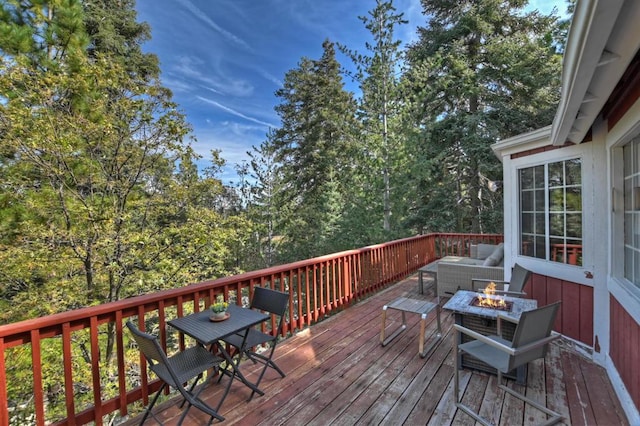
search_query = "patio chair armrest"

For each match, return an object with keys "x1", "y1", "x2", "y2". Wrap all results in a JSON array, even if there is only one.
[
  {"x1": 497, "y1": 314, "x2": 519, "y2": 325},
  {"x1": 453, "y1": 324, "x2": 515, "y2": 355},
  {"x1": 496, "y1": 314, "x2": 519, "y2": 338},
  {"x1": 512, "y1": 334, "x2": 560, "y2": 355},
  {"x1": 493, "y1": 290, "x2": 527, "y2": 297},
  {"x1": 472, "y1": 278, "x2": 508, "y2": 284}
]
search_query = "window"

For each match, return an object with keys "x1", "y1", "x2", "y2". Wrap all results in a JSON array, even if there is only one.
[
  {"x1": 519, "y1": 158, "x2": 583, "y2": 266},
  {"x1": 624, "y1": 138, "x2": 640, "y2": 288}
]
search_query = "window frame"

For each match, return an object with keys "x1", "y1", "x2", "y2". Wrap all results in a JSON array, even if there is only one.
[
  {"x1": 508, "y1": 143, "x2": 593, "y2": 286},
  {"x1": 518, "y1": 158, "x2": 583, "y2": 266},
  {"x1": 611, "y1": 129, "x2": 640, "y2": 305}
]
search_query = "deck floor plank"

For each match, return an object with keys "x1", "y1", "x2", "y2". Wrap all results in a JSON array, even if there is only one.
[
  {"x1": 562, "y1": 349, "x2": 598, "y2": 425},
  {"x1": 545, "y1": 337, "x2": 572, "y2": 425},
  {"x1": 524, "y1": 358, "x2": 548, "y2": 425},
  {"x1": 126, "y1": 274, "x2": 629, "y2": 426}
]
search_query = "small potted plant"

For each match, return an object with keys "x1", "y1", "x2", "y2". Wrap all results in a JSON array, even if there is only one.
[{"x1": 210, "y1": 296, "x2": 229, "y2": 321}]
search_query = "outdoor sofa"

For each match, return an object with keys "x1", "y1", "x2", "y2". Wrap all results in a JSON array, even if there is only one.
[{"x1": 436, "y1": 243, "x2": 505, "y2": 297}]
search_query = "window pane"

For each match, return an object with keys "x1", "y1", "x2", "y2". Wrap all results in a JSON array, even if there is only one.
[
  {"x1": 535, "y1": 236, "x2": 546, "y2": 259},
  {"x1": 521, "y1": 236, "x2": 534, "y2": 256},
  {"x1": 634, "y1": 213, "x2": 640, "y2": 248},
  {"x1": 635, "y1": 251, "x2": 640, "y2": 286},
  {"x1": 521, "y1": 190, "x2": 534, "y2": 211},
  {"x1": 566, "y1": 187, "x2": 582, "y2": 211},
  {"x1": 533, "y1": 165, "x2": 545, "y2": 188},
  {"x1": 566, "y1": 213, "x2": 582, "y2": 238},
  {"x1": 535, "y1": 213, "x2": 545, "y2": 234},
  {"x1": 624, "y1": 177, "x2": 633, "y2": 211},
  {"x1": 549, "y1": 188, "x2": 564, "y2": 211},
  {"x1": 550, "y1": 238, "x2": 565, "y2": 262},
  {"x1": 535, "y1": 189, "x2": 545, "y2": 210},
  {"x1": 624, "y1": 143, "x2": 632, "y2": 174},
  {"x1": 520, "y1": 168, "x2": 533, "y2": 189},
  {"x1": 566, "y1": 159, "x2": 582, "y2": 185},
  {"x1": 549, "y1": 213, "x2": 564, "y2": 236},
  {"x1": 625, "y1": 247, "x2": 633, "y2": 281},
  {"x1": 521, "y1": 213, "x2": 533, "y2": 234},
  {"x1": 548, "y1": 162, "x2": 564, "y2": 187},
  {"x1": 625, "y1": 213, "x2": 633, "y2": 245}
]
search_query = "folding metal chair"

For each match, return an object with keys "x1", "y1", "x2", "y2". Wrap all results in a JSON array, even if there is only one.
[
  {"x1": 472, "y1": 263, "x2": 531, "y2": 297},
  {"x1": 454, "y1": 301, "x2": 563, "y2": 426},
  {"x1": 220, "y1": 287, "x2": 289, "y2": 399},
  {"x1": 126, "y1": 321, "x2": 224, "y2": 425}
]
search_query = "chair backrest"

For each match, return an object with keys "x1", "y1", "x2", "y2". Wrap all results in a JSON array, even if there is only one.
[
  {"x1": 251, "y1": 287, "x2": 289, "y2": 316},
  {"x1": 509, "y1": 263, "x2": 532, "y2": 293},
  {"x1": 251, "y1": 287, "x2": 289, "y2": 333},
  {"x1": 509, "y1": 301, "x2": 561, "y2": 369},
  {"x1": 126, "y1": 321, "x2": 168, "y2": 366}
]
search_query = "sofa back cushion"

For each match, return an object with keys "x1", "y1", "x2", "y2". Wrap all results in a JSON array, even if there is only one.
[{"x1": 476, "y1": 243, "x2": 497, "y2": 260}]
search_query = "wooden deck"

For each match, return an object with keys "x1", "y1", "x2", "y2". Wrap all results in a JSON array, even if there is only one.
[{"x1": 129, "y1": 274, "x2": 629, "y2": 425}]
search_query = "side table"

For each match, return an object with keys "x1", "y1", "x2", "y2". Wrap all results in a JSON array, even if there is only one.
[
  {"x1": 380, "y1": 297, "x2": 442, "y2": 358},
  {"x1": 418, "y1": 261, "x2": 439, "y2": 296}
]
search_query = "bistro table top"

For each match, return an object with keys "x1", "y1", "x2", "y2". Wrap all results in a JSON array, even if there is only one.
[
  {"x1": 442, "y1": 290, "x2": 537, "y2": 321},
  {"x1": 168, "y1": 303, "x2": 269, "y2": 345}
]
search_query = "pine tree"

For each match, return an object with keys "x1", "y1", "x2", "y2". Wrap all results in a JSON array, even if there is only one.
[
  {"x1": 271, "y1": 40, "x2": 358, "y2": 260},
  {"x1": 339, "y1": 0, "x2": 408, "y2": 234},
  {"x1": 404, "y1": 0, "x2": 563, "y2": 233}
]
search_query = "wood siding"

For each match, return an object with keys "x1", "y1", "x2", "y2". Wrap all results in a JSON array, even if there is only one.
[
  {"x1": 611, "y1": 296, "x2": 640, "y2": 411},
  {"x1": 525, "y1": 273, "x2": 594, "y2": 346}
]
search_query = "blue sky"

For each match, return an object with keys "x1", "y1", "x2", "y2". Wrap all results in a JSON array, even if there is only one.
[{"x1": 135, "y1": 0, "x2": 569, "y2": 184}]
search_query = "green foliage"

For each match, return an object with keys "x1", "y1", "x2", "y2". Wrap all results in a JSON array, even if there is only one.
[
  {"x1": 403, "y1": 0, "x2": 563, "y2": 233},
  {"x1": 0, "y1": 0, "x2": 568, "y2": 421},
  {"x1": 269, "y1": 40, "x2": 360, "y2": 261},
  {"x1": 0, "y1": 2, "x2": 258, "y2": 421},
  {"x1": 339, "y1": 0, "x2": 410, "y2": 236}
]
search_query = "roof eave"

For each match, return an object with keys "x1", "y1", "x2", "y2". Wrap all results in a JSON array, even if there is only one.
[{"x1": 550, "y1": 0, "x2": 625, "y2": 146}]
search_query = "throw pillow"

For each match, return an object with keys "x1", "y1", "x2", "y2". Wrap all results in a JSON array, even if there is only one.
[{"x1": 482, "y1": 243, "x2": 504, "y2": 266}]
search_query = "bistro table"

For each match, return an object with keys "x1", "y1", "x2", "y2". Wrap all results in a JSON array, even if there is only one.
[
  {"x1": 443, "y1": 290, "x2": 537, "y2": 384},
  {"x1": 168, "y1": 303, "x2": 269, "y2": 406}
]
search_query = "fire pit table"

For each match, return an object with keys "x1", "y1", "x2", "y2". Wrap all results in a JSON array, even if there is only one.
[{"x1": 443, "y1": 290, "x2": 537, "y2": 384}]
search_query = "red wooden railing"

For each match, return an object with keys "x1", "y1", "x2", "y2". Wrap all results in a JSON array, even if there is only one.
[{"x1": 0, "y1": 232, "x2": 500, "y2": 425}]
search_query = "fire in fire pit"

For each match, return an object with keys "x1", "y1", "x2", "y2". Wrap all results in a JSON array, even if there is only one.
[{"x1": 469, "y1": 282, "x2": 513, "y2": 312}]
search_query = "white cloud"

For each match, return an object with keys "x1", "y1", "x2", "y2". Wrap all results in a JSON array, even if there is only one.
[
  {"x1": 176, "y1": 0, "x2": 253, "y2": 51},
  {"x1": 172, "y1": 56, "x2": 254, "y2": 97},
  {"x1": 196, "y1": 96, "x2": 277, "y2": 128}
]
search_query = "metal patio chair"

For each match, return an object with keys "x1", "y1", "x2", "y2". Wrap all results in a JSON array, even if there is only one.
[
  {"x1": 126, "y1": 321, "x2": 224, "y2": 425},
  {"x1": 220, "y1": 287, "x2": 289, "y2": 399},
  {"x1": 472, "y1": 262, "x2": 531, "y2": 297},
  {"x1": 453, "y1": 301, "x2": 563, "y2": 426}
]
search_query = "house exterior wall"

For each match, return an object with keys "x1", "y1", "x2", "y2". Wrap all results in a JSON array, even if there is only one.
[
  {"x1": 495, "y1": 121, "x2": 639, "y2": 423},
  {"x1": 493, "y1": 1, "x2": 640, "y2": 421},
  {"x1": 611, "y1": 296, "x2": 640, "y2": 411},
  {"x1": 500, "y1": 139, "x2": 600, "y2": 349},
  {"x1": 602, "y1": 95, "x2": 640, "y2": 424},
  {"x1": 525, "y1": 273, "x2": 594, "y2": 346}
]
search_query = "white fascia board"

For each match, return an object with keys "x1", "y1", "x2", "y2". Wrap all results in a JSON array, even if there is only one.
[
  {"x1": 491, "y1": 125, "x2": 552, "y2": 160},
  {"x1": 550, "y1": 0, "x2": 624, "y2": 146}
]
